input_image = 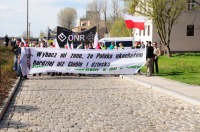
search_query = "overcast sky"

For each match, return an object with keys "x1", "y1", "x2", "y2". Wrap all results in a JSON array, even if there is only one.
[{"x1": 0, "y1": 0, "x2": 97, "y2": 38}]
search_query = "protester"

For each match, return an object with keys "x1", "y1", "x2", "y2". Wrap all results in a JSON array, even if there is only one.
[
  {"x1": 11, "y1": 37, "x2": 16, "y2": 47},
  {"x1": 119, "y1": 43, "x2": 124, "y2": 49},
  {"x1": 114, "y1": 43, "x2": 118, "y2": 49},
  {"x1": 132, "y1": 41, "x2": 142, "y2": 75},
  {"x1": 100, "y1": 43, "x2": 107, "y2": 50},
  {"x1": 146, "y1": 41, "x2": 154, "y2": 76},
  {"x1": 12, "y1": 40, "x2": 20, "y2": 71},
  {"x1": 153, "y1": 42, "x2": 161, "y2": 74},
  {"x1": 84, "y1": 43, "x2": 89, "y2": 49},
  {"x1": 17, "y1": 42, "x2": 29, "y2": 80},
  {"x1": 88, "y1": 43, "x2": 94, "y2": 49},
  {"x1": 49, "y1": 41, "x2": 55, "y2": 48},
  {"x1": 141, "y1": 41, "x2": 145, "y2": 48},
  {"x1": 109, "y1": 41, "x2": 115, "y2": 49},
  {"x1": 4, "y1": 35, "x2": 10, "y2": 47},
  {"x1": 32, "y1": 42, "x2": 42, "y2": 76}
]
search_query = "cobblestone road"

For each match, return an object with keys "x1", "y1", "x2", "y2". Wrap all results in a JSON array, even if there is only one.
[{"x1": 0, "y1": 75, "x2": 200, "y2": 132}]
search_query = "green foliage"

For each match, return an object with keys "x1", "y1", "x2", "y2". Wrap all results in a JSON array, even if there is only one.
[
  {"x1": 124, "y1": 0, "x2": 188, "y2": 57},
  {"x1": 39, "y1": 30, "x2": 46, "y2": 38},
  {"x1": 0, "y1": 47, "x2": 17, "y2": 106},
  {"x1": 109, "y1": 19, "x2": 132, "y2": 37},
  {"x1": 125, "y1": 0, "x2": 139, "y2": 14},
  {"x1": 141, "y1": 53, "x2": 200, "y2": 86}
]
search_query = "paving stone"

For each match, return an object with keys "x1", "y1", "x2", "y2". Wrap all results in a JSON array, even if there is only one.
[{"x1": 1, "y1": 75, "x2": 200, "y2": 131}]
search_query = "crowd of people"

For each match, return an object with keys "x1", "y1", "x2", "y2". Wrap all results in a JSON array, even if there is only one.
[
  {"x1": 65, "y1": 40, "x2": 161, "y2": 77},
  {"x1": 4, "y1": 35, "x2": 161, "y2": 79},
  {"x1": 8, "y1": 36, "x2": 52, "y2": 79}
]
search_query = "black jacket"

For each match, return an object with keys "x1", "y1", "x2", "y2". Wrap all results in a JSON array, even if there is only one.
[{"x1": 146, "y1": 46, "x2": 154, "y2": 59}]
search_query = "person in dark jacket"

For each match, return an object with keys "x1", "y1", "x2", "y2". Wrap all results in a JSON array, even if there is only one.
[
  {"x1": 12, "y1": 40, "x2": 20, "y2": 71},
  {"x1": 146, "y1": 41, "x2": 154, "y2": 76},
  {"x1": 4, "y1": 35, "x2": 10, "y2": 47}
]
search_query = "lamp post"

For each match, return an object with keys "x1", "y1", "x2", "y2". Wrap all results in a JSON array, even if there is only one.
[
  {"x1": 27, "y1": 0, "x2": 29, "y2": 43},
  {"x1": 29, "y1": 23, "x2": 31, "y2": 42}
]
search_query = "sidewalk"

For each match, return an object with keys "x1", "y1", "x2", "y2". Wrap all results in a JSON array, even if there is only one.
[{"x1": 120, "y1": 74, "x2": 200, "y2": 106}]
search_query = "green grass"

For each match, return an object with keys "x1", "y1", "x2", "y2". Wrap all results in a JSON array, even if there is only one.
[{"x1": 142, "y1": 53, "x2": 200, "y2": 86}]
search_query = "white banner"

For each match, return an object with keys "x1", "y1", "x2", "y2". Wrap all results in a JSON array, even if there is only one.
[{"x1": 20, "y1": 48, "x2": 146, "y2": 75}]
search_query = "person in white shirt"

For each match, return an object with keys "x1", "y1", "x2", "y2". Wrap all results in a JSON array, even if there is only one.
[{"x1": 153, "y1": 42, "x2": 161, "y2": 74}]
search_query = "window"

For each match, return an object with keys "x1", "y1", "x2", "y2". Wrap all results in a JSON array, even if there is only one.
[
  {"x1": 147, "y1": 25, "x2": 150, "y2": 36},
  {"x1": 188, "y1": 0, "x2": 195, "y2": 11},
  {"x1": 81, "y1": 28, "x2": 86, "y2": 31},
  {"x1": 143, "y1": 28, "x2": 145, "y2": 36},
  {"x1": 187, "y1": 25, "x2": 194, "y2": 36},
  {"x1": 81, "y1": 22, "x2": 86, "y2": 26},
  {"x1": 139, "y1": 30, "x2": 141, "y2": 36}
]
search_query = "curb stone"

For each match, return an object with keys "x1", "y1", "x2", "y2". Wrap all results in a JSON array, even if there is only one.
[
  {"x1": 0, "y1": 78, "x2": 21, "y2": 121},
  {"x1": 120, "y1": 75, "x2": 200, "y2": 106}
]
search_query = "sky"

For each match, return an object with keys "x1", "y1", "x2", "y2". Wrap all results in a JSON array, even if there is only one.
[{"x1": 0, "y1": 0, "x2": 97, "y2": 38}]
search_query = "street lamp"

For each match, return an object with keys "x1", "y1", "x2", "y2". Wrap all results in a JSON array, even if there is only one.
[
  {"x1": 27, "y1": 0, "x2": 29, "y2": 43},
  {"x1": 29, "y1": 23, "x2": 31, "y2": 43}
]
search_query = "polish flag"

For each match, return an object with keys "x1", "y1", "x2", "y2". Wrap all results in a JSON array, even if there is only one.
[
  {"x1": 93, "y1": 32, "x2": 100, "y2": 49},
  {"x1": 123, "y1": 14, "x2": 146, "y2": 30}
]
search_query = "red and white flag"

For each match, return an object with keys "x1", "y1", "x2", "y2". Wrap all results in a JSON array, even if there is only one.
[
  {"x1": 123, "y1": 14, "x2": 146, "y2": 30},
  {"x1": 93, "y1": 32, "x2": 100, "y2": 49}
]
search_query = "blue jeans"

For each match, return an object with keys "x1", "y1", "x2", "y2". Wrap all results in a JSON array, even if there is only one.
[
  {"x1": 14, "y1": 56, "x2": 18, "y2": 71},
  {"x1": 17, "y1": 64, "x2": 22, "y2": 77}
]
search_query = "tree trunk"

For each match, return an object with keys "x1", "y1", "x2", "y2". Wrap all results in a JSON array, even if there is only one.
[{"x1": 165, "y1": 45, "x2": 172, "y2": 57}]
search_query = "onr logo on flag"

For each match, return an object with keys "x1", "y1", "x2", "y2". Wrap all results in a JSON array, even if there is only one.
[
  {"x1": 86, "y1": 32, "x2": 95, "y2": 42},
  {"x1": 58, "y1": 33, "x2": 67, "y2": 42}
]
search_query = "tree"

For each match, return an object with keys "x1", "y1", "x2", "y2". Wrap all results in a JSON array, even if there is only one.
[
  {"x1": 58, "y1": 7, "x2": 77, "y2": 30},
  {"x1": 39, "y1": 30, "x2": 46, "y2": 38},
  {"x1": 102, "y1": 0, "x2": 108, "y2": 36},
  {"x1": 86, "y1": 0, "x2": 103, "y2": 32},
  {"x1": 110, "y1": 19, "x2": 131, "y2": 37},
  {"x1": 110, "y1": 0, "x2": 121, "y2": 22},
  {"x1": 21, "y1": 30, "x2": 33, "y2": 39},
  {"x1": 125, "y1": 0, "x2": 188, "y2": 57}
]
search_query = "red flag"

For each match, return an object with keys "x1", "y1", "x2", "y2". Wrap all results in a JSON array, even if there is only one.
[{"x1": 123, "y1": 14, "x2": 145, "y2": 30}]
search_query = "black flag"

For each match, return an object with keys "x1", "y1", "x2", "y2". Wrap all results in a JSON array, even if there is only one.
[
  {"x1": 57, "y1": 26, "x2": 96, "y2": 48},
  {"x1": 57, "y1": 26, "x2": 72, "y2": 48}
]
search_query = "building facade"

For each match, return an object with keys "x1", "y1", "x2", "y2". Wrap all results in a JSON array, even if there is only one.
[{"x1": 134, "y1": 0, "x2": 200, "y2": 53}]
